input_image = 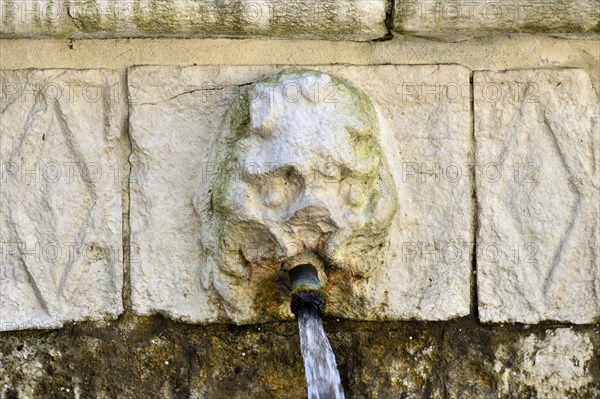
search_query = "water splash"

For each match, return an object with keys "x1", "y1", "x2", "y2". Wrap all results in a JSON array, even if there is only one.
[{"x1": 297, "y1": 303, "x2": 345, "y2": 399}]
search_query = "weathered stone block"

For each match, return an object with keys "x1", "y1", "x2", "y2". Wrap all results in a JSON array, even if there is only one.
[
  {"x1": 129, "y1": 64, "x2": 472, "y2": 324},
  {"x1": 0, "y1": 319, "x2": 448, "y2": 398},
  {"x1": 394, "y1": 0, "x2": 600, "y2": 38},
  {"x1": 0, "y1": 69, "x2": 127, "y2": 331},
  {"x1": 492, "y1": 328, "x2": 598, "y2": 398},
  {"x1": 444, "y1": 323, "x2": 600, "y2": 398},
  {"x1": 475, "y1": 69, "x2": 600, "y2": 324},
  {"x1": 0, "y1": 0, "x2": 387, "y2": 41},
  {"x1": 1, "y1": 318, "x2": 598, "y2": 397}
]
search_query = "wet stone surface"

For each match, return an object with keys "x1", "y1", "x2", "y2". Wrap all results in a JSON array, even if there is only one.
[{"x1": 0, "y1": 316, "x2": 598, "y2": 398}]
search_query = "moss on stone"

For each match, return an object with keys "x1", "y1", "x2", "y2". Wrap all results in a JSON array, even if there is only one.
[
  {"x1": 132, "y1": 0, "x2": 180, "y2": 34},
  {"x1": 72, "y1": 0, "x2": 103, "y2": 33},
  {"x1": 0, "y1": 316, "x2": 598, "y2": 397},
  {"x1": 1, "y1": 0, "x2": 15, "y2": 33}
]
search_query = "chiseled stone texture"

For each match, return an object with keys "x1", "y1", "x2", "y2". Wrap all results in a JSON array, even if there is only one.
[
  {"x1": 194, "y1": 70, "x2": 400, "y2": 323},
  {"x1": 0, "y1": 69, "x2": 126, "y2": 331},
  {"x1": 444, "y1": 323, "x2": 600, "y2": 399},
  {"x1": 129, "y1": 64, "x2": 472, "y2": 324},
  {"x1": 0, "y1": 0, "x2": 387, "y2": 41},
  {"x1": 492, "y1": 328, "x2": 597, "y2": 398},
  {"x1": 394, "y1": 0, "x2": 600, "y2": 38},
  {"x1": 475, "y1": 69, "x2": 600, "y2": 324}
]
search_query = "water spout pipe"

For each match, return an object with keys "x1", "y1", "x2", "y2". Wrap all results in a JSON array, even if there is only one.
[
  {"x1": 280, "y1": 252, "x2": 326, "y2": 317},
  {"x1": 289, "y1": 264, "x2": 325, "y2": 317}
]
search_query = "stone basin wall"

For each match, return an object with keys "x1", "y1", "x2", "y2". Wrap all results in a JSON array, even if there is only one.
[{"x1": 1, "y1": 1, "x2": 599, "y2": 398}]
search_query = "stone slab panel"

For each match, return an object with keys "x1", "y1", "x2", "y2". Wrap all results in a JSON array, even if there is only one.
[
  {"x1": 475, "y1": 69, "x2": 600, "y2": 324},
  {"x1": 129, "y1": 64, "x2": 472, "y2": 324},
  {"x1": 0, "y1": 69, "x2": 126, "y2": 331},
  {"x1": 394, "y1": 0, "x2": 600, "y2": 38},
  {"x1": 0, "y1": 0, "x2": 387, "y2": 41}
]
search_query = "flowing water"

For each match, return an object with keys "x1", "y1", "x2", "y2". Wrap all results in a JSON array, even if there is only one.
[{"x1": 297, "y1": 303, "x2": 346, "y2": 399}]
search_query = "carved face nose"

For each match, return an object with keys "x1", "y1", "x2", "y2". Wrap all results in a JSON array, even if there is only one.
[{"x1": 287, "y1": 205, "x2": 339, "y2": 248}]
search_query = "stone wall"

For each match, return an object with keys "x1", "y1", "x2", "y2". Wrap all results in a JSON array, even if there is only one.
[
  {"x1": 1, "y1": 2, "x2": 599, "y2": 398},
  {"x1": 0, "y1": 0, "x2": 599, "y2": 40}
]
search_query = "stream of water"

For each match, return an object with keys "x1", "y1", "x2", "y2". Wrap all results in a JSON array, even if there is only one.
[{"x1": 297, "y1": 303, "x2": 346, "y2": 399}]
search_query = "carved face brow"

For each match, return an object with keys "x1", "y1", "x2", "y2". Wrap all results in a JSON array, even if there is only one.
[
  {"x1": 314, "y1": 161, "x2": 375, "y2": 183},
  {"x1": 241, "y1": 164, "x2": 304, "y2": 183}
]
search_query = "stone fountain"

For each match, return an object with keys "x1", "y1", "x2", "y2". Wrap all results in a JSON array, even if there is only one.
[{"x1": 193, "y1": 69, "x2": 398, "y2": 397}]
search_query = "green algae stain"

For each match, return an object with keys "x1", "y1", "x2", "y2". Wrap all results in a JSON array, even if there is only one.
[
  {"x1": 32, "y1": 1, "x2": 43, "y2": 32},
  {"x1": 133, "y1": 0, "x2": 179, "y2": 34},
  {"x1": 71, "y1": 0, "x2": 102, "y2": 33},
  {"x1": 103, "y1": 0, "x2": 120, "y2": 32},
  {"x1": 2, "y1": 0, "x2": 16, "y2": 33}
]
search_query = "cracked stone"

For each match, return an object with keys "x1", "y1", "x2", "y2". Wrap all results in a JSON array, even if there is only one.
[{"x1": 129, "y1": 65, "x2": 472, "y2": 324}]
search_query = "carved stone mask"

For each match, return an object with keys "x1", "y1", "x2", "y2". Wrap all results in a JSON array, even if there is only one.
[{"x1": 195, "y1": 70, "x2": 397, "y2": 322}]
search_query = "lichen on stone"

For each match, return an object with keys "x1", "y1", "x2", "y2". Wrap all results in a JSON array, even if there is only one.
[{"x1": 193, "y1": 69, "x2": 398, "y2": 324}]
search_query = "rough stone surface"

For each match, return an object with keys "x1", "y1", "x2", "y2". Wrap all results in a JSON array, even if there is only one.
[
  {"x1": 0, "y1": 0, "x2": 387, "y2": 41},
  {"x1": 129, "y1": 65, "x2": 472, "y2": 324},
  {"x1": 475, "y1": 69, "x2": 600, "y2": 324},
  {"x1": 444, "y1": 323, "x2": 600, "y2": 399},
  {"x1": 0, "y1": 317, "x2": 598, "y2": 398},
  {"x1": 0, "y1": 69, "x2": 126, "y2": 331},
  {"x1": 394, "y1": 0, "x2": 600, "y2": 39},
  {"x1": 0, "y1": 317, "x2": 446, "y2": 398},
  {"x1": 194, "y1": 70, "x2": 399, "y2": 323},
  {"x1": 493, "y1": 328, "x2": 597, "y2": 398}
]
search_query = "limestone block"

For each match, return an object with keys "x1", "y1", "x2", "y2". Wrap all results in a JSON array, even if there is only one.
[
  {"x1": 493, "y1": 328, "x2": 597, "y2": 398},
  {"x1": 444, "y1": 323, "x2": 600, "y2": 398},
  {"x1": 475, "y1": 69, "x2": 600, "y2": 324},
  {"x1": 0, "y1": 320, "x2": 449, "y2": 398},
  {"x1": 0, "y1": 0, "x2": 387, "y2": 41},
  {"x1": 0, "y1": 69, "x2": 126, "y2": 331},
  {"x1": 1, "y1": 319, "x2": 598, "y2": 397},
  {"x1": 129, "y1": 65, "x2": 472, "y2": 324},
  {"x1": 394, "y1": 0, "x2": 600, "y2": 38}
]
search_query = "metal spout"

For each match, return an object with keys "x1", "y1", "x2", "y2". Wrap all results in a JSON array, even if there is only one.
[
  {"x1": 280, "y1": 252, "x2": 327, "y2": 317},
  {"x1": 289, "y1": 263, "x2": 325, "y2": 317}
]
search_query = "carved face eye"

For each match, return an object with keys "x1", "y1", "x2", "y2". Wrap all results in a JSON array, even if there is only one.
[
  {"x1": 262, "y1": 185, "x2": 286, "y2": 208},
  {"x1": 245, "y1": 166, "x2": 303, "y2": 210}
]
